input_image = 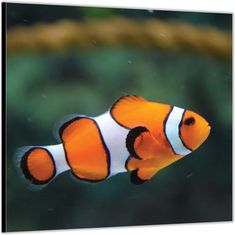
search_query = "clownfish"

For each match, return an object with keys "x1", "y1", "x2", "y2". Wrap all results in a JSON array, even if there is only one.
[{"x1": 14, "y1": 95, "x2": 211, "y2": 190}]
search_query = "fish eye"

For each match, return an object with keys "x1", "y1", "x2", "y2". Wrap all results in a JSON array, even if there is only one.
[{"x1": 184, "y1": 117, "x2": 195, "y2": 126}]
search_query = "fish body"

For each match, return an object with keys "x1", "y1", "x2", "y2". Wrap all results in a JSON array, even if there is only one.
[{"x1": 15, "y1": 95, "x2": 211, "y2": 190}]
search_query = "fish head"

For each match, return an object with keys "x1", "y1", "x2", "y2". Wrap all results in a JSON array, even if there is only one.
[{"x1": 179, "y1": 110, "x2": 211, "y2": 151}]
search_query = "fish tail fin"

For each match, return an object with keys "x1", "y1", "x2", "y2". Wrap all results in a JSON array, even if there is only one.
[{"x1": 14, "y1": 144, "x2": 69, "y2": 191}]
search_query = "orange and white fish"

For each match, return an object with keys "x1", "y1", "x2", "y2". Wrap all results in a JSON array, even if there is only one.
[{"x1": 15, "y1": 95, "x2": 211, "y2": 190}]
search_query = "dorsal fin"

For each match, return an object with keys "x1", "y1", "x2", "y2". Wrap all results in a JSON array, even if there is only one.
[
  {"x1": 110, "y1": 95, "x2": 148, "y2": 129},
  {"x1": 111, "y1": 95, "x2": 146, "y2": 112}
]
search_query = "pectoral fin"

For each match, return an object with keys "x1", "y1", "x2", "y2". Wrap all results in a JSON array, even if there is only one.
[
  {"x1": 126, "y1": 126, "x2": 161, "y2": 160},
  {"x1": 126, "y1": 126, "x2": 170, "y2": 184}
]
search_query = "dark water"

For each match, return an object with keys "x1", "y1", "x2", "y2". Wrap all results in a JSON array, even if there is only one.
[{"x1": 5, "y1": 3, "x2": 232, "y2": 232}]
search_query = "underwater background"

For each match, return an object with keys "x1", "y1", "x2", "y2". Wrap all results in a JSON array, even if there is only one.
[{"x1": 6, "y1": 3, "x2": 232, "y2": 232}]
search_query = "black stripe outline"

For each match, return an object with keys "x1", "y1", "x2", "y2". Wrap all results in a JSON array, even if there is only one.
[
  {"x1": 21, "y1": 147, "x2": 56, "y2": 185},
  {"x1": 125, "y1": 157, "x2": 147, "y2": 184},
  {"x1": 60, "y1": 116, "x2": 111, "y2": 183},
  {"x1": 130, "y1": 170, "x2": 147, "y2": 185},
  {"x1": 124, "y1": 155, "x2": 132, "y2": 171},
  {"x1": 126, "y1": 126, "x2": 148, "y2": 160},
  {"x1": 162, "y1": 106, "x2": 176, "y2": 155},
  {"x1": 178, "y1": 110, "x2": 193, "y2": 151}
]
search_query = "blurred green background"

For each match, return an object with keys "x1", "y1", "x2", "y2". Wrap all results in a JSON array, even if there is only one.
[{"x1": 6, "y1": 3, "x2": 232, "y2": 232}]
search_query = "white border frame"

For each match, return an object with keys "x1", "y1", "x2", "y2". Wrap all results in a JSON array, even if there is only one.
[{"x1": 1, "y1": 1, "x2": 234, "y2": 235}]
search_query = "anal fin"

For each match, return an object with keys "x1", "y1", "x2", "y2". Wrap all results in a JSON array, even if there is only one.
[{"x1": 130, "y1": 168, "x2": 160, "y2": 185}]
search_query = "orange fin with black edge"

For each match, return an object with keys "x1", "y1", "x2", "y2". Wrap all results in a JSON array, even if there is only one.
[
  {"x1": 130, "y1": 168, "x2": 160, "y2": 185},
  {"x1": 14, "y1": 146, "x2": 57, "y2": 191},
  {"x1": 126, "y1": 126, "x2": 162, "y2": 160},
  {"x1": 125, "y1": 126, "x2": 165, "y2": 184},
  {"x1": 110, "y1": 95, "x2": 148, "y2": 128},
  {"x1": 111, "y1": 95, "x2": 146, "y2": 113}
]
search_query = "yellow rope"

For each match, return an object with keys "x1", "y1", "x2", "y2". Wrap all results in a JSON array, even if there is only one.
[{"x1": 7, "y1": 17, "x2": 232, "y2": 61}]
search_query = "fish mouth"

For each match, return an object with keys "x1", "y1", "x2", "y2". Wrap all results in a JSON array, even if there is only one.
[{"x1": 206, "y1": 124, "x2": 211, "y2": 135}]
